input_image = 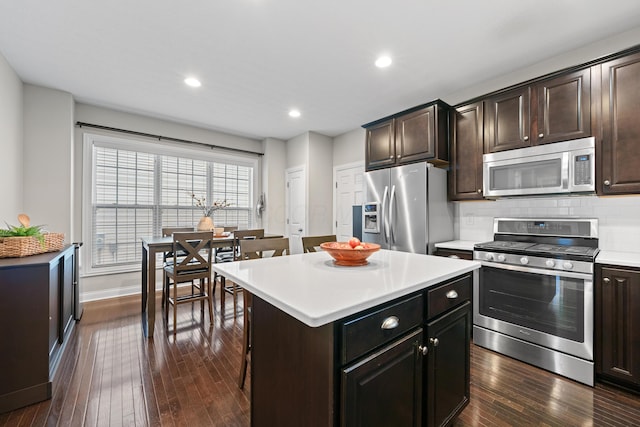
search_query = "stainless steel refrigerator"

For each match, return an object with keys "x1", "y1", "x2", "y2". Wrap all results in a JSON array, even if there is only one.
[{"x1": 362, "y1": 162, "x2": 453, "y2": 254}]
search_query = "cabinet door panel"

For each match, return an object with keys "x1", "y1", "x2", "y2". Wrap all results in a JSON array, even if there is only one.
[
  {"x1": 449, "y1": 102, "x2": 484, "y2": 200},
  {"x1": 536, "y1": 68, "x2": 591, "y2": 144},
  {"x1": 598, "y1": 267, "x2": 640, "y2": 386},
  {"x1": 601, "y1": 52, "x2": 640, "y2": 194},
  {"x1": 485, "y1": 87, "x2": 531, "y2": 153},
  {"x1": 341, "y1": 329, "x2": 423, "y2": 427},
  {"x1": 426, "y1": 302, "x2": 471, "y2": 427},
  {"x1": 396, "y1": 106, "x2": 435, "y2": 164},
  {"x1": 365, "y1": 120, "x2": 396, "y2": 170}
]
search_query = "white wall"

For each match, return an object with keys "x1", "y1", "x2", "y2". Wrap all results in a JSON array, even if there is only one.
[
  {"x1": 0, "y1": 52, "x2": 23, "y2": 222},
  {"x1": 308, "y1": 132, "x2": 333, "y2": 235},
  {"x1": 456, "y1": 195, "x2": 640, "y2": 253},
  {"x1": 286, "y1": 132, "x2": 308, "y2": 169},
  {"x1": 23, "y1": 85, "x2": 74, "y2": 238},
  {"x1": 443, "y1": 26, "x2": 640, "y2": 106},
  {"x1": 261, "y1": 137, "x2": 286, "y2": 235},
  {"x1": 333, "y1": 128, "x2": 365, "y2": 166}
]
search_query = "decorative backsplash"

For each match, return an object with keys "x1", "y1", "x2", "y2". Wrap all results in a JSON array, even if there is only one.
[{"x1": 455, "y1": 195, "x2": 640, "y2": 253}]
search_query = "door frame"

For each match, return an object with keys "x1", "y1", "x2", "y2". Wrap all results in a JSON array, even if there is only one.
[
  {"x1": 332, "y1": 161, "x2": 365, "y2": 237},
  {"x1": 285, "y1": 165, "x2": 306, "y2": 253}
]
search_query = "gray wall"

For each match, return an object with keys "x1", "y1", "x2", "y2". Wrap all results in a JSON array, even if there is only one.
[
  {"x1": 308, "y1": 132, "x2": 333, "y2": 235},
  {"x1": 261, "y1": 137, "x2": 286, "y2": 235},
  {"x1": 23, "y1": 85, "x2": 75, "y2": 238},
  {"x1": 0, "y1": 52, "x2": 23, "y2": 222},
  {"x1": 333, "y1": 127, "x2": 365, "y2": 166}
]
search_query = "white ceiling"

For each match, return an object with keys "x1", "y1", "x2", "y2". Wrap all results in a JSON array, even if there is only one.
[{"x1": 2, "y1": 1, "x2": 640, "y2": 141}]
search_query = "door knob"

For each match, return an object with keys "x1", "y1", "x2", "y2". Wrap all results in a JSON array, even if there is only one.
[
  {"x1": 523, "y1": 136, "x2": 529, "y2": 141},
  {"x1": 603, "y1": 277, "x2": 610, "y2": 284},
  {"x1": 604, "y1": 180, "x2": 611, "y2": 186},
  {"x1": 418, "y1": 345, "x2": 428, "y2": 356},
  {"x1": 430, "y1": 337, "x2": 439, "y2": 347},
  {"x1": 538, "y1": 133, "x2": 544, "y2": 138},
  {"x1": 298, "y1": 228, "x2": 303, "y2": 232}
]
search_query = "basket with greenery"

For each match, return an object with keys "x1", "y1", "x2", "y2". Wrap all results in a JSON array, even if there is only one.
[{"x1": 0, "y1": 214, "x2": 64, "y2": 258}]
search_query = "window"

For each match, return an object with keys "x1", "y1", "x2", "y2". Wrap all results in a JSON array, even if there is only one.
[{"x1": 83, "y1": 133, "x2": 258, "y2": 275}]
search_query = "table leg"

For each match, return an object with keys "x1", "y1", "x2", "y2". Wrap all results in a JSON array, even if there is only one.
[{"x1": 147, "y1": 248, "x2": 157, "y2": 338}]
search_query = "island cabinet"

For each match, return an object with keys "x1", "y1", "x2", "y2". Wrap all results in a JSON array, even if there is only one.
[
  {"x1": 484, "y1": 68, "x2": 591, "y2": 153},
  {"x1": 595, "y1": 265, "x2": 640, "y2": 392},
  {"x1": 0, "y1": 245, "x2": 76, "y2": 413},
  {"x1": 364, "y1": 100, "x2": 450, "y2": 171},
  {"x1": 448, "y1": 102, "x2": 484, "y2": 200},
  {"x1": 599, "y1": 51, "x2": 640, "y2": 195},
  {"x1": 251, "y1": 271, "x2": 473, "y2": 427}
]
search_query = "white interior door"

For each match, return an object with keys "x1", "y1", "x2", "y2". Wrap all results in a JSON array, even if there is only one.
[
  {"x1": 286, "y1": 166, "x2": 306, "y2": 254},
  {"x1": 334, "y1": 162, "x2": 365, "y2": 241}
]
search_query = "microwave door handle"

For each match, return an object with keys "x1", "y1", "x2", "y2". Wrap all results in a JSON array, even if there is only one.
[
  {"x1": 382, "y1": 185, "x2": 389, "y2": 242},
  {"x1": 561, "y1": 152, "x2": 570, "y2": 190},
  {"x1": 389, "y1": 185, "x2": 396, "y2": 243}
]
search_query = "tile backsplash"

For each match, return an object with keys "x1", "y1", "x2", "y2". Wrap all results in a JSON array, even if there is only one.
[{"x1": 455, "y1": 195, "x2": 640, "y2": 253}]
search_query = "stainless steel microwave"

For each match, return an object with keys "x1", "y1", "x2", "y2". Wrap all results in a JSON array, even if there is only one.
[{"x1": 483, "y1": 137, "x2": 595, "y2": 198}]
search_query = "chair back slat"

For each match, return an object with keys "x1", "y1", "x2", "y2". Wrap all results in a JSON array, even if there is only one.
[
  {"x1": 172, "y1": 231, "x2": 214, "y2": 273},
  {"x1": 302, "y1": 234, "x2": 336, "y2": 253},
  {"x1": 239, "y1": 237, "x2": 290, "y2": 260},
  {"x1": 162, "y1": 226, "x2": 194, "y2": 237}
]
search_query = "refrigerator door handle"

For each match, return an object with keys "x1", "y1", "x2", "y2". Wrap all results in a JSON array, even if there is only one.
[
  {"x1": 382, "y1": 185, "x2": 389, "y2": 243},
  {"x1": 389, "y1": 185, "x2": 396, "y2": 243}
]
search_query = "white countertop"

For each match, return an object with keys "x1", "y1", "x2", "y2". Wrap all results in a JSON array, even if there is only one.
[
  {"x1": 596, "y1": 250, "x2": 640, "y2": 268},
  {"x1": 212, "y1": 249, "x2": 480, "y2": 327},
  {"x1": 434, "y1": 240, "x2": 482, "y2": 252}
]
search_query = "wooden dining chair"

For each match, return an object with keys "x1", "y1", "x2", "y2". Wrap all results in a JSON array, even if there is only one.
[
  {"x1": 302, "y1": 234, "x2": 337, "y2": 253},
  {"x1": 161, "y1": 227, "x2": 195, "y2": 307},
  {"x1": 163, "y1": 231, "x2": 214, "y2": 336},
  {"x1": 215, "y1": 228, "x2": 265, "y2": 317},
  {"x1": 237, "y1": 237, "x2": 290, "y2": 388}
]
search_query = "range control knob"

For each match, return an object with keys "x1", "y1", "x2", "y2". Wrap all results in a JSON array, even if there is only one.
[
  {"x1": 520, "y1": 257, "x2": 529, "y2": 265},
  {"x1": 563, "y1": 261, "x2": 574, "y2": 270},
  {"x1": 484, "y1": 253, "x2": 495, "y2": 261},
  {"x1": 497, "y1": 254, "x2": 506, "y2": 262},
  {"x1": 545, "y1": 259, "x2": 555, "y2": 268}
]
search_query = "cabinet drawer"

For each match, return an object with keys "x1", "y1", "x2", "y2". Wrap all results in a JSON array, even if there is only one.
[
  {"x1": 340, "y1": 293, "x2": 423, "y2": 365},
  {"x1": 427, "y1": 274, "x2": 471, "y2": 319},
  {"x1": 433, "y1": 248, "x2": 473, "y2": 260}
]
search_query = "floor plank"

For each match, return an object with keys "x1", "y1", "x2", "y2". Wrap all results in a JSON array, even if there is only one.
[{"x1": 1, "y1": 292, "x2": 639, "y2": 426}]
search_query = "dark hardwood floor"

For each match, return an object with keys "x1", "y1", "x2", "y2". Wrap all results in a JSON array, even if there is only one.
[{"x1": 1, "y1": 292, "x2": 639, "y2": 426}]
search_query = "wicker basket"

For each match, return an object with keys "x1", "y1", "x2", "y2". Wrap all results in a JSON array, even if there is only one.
[{"x1": 0, "y1": 233, "x2": 65, "y2": 258}]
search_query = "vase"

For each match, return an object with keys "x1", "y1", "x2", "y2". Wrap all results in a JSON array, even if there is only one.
[{"x1": 197, "y1": 216, "x2": 214, "y2": 231}]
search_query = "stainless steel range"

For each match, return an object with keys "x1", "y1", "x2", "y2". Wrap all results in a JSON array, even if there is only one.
[{"x1": 473, "y1": 218, "x2": 599, "y2": 386}]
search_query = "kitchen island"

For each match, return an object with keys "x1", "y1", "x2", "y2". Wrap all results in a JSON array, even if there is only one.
[{"x1": 213, "y1": 249, "x2": 480, "y2": 427}]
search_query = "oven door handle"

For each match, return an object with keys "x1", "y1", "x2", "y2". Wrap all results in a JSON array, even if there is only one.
[{"x1": 481, "y1": 261, "x2": 592, "y2": 280}]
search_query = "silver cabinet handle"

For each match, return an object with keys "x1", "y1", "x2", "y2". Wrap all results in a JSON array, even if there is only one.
[
  {"x1": 396, "y1": 154, "x2": 401, "y2": 159},
  {"x1": 538, "y1": 133, "x2": 544, "y2": 138},
  {"x1": 523, "y1": 135, "x2": 529, "y2": 141},
  {"x1": 389, "y1": 155, "x2": 394, "y2": 159},
  {"x1": 446, "y1": 290, "x2": 458, "y2": 299},
  {"x1": 604, "y1": 180, "x2": 611, "y2": 186},
  {"x1": 418, "y1": 345, "x2": 428, "y2": 356},
  {"x1": 381, "y1": 316, "x2": 399, "y2": 330},
  {"x1": 603, "y1": 277, "x2": 611, "y2": 284},
  {"x1": 477, "y1": 189, "x2": 482, "y2": 193},
  {"x1": 430, "y1": 337, "x2": 439, "y2": 347},
  {"x1": 448, "y1": 255, "x2": 460, "y2": 259}
]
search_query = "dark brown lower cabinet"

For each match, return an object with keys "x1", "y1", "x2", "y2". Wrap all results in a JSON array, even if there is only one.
[
  {"x1": 425, "y1": 302, "x2": 471, "y2": 427},
  {"x1": 596, "y1": 265, "x2": 640, "y2": 392},
  {"x1": 341, "y1": 329, "x2": 424, "y2": 427},
  {"x1": 251, "y1": 273, "x2": 472, "y2": 427}
]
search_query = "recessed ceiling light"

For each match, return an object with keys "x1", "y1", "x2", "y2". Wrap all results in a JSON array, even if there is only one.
[
  {"x1": 289, "y1": 109, "x2": 301, "y2": 118},
  {"x1": 375, "y1": 56, "x2": 392, "y2": 68},
  {"x1": 184, "y1": 77, "x2": 202, "y2": 87}
]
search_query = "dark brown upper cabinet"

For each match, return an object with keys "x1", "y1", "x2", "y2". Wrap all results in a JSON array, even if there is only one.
[
  {"x1": 364, "y1": 100, "x2": 449, "y2": 171},
  {"x1": 484, "y1": 68, "x2": 591, "y2": 153},
  {"x1": 599, "y1": 51, "x2": 640, "y2": 195},
  {"x1": 449, "y1": 102, "x2": 484, "y2": 201},
  {"x1": 484, "y1": 86, "x2": 531, "y2": 153}
]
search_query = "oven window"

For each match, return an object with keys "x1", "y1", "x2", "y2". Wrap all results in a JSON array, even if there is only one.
[{"x1": 479, "y1": 267, "x2": 584, "y2": 342}]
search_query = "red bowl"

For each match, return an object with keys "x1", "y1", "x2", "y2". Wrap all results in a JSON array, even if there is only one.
[{"x1": 320, "y1": 242, "x2": 381, "y2": 266}]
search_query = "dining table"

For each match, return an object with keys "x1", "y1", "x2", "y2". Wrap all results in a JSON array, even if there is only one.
[
  {"x1": 140, "y1": 232, "x2": 282, "y2": 338},
  {"x1": 140, "y1": 234, "x2": 235, "y2": 337}
]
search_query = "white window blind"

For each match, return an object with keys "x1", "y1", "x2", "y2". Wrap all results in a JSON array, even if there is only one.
[{"x1": 85, "y1": 133, "x2": 256, "y2": 274}]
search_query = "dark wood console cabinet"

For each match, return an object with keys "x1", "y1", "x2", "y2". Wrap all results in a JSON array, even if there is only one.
[
  {"x1": 251, "y1": 272, "x2": 472, "y2": 427},
  {"x1": 0, "y1": 245, "x2": 77, "y2": 413}
]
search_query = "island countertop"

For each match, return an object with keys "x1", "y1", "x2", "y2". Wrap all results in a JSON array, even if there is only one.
[{"x1": 212, "y1": 249, "x2": 481, "y2": 327}]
